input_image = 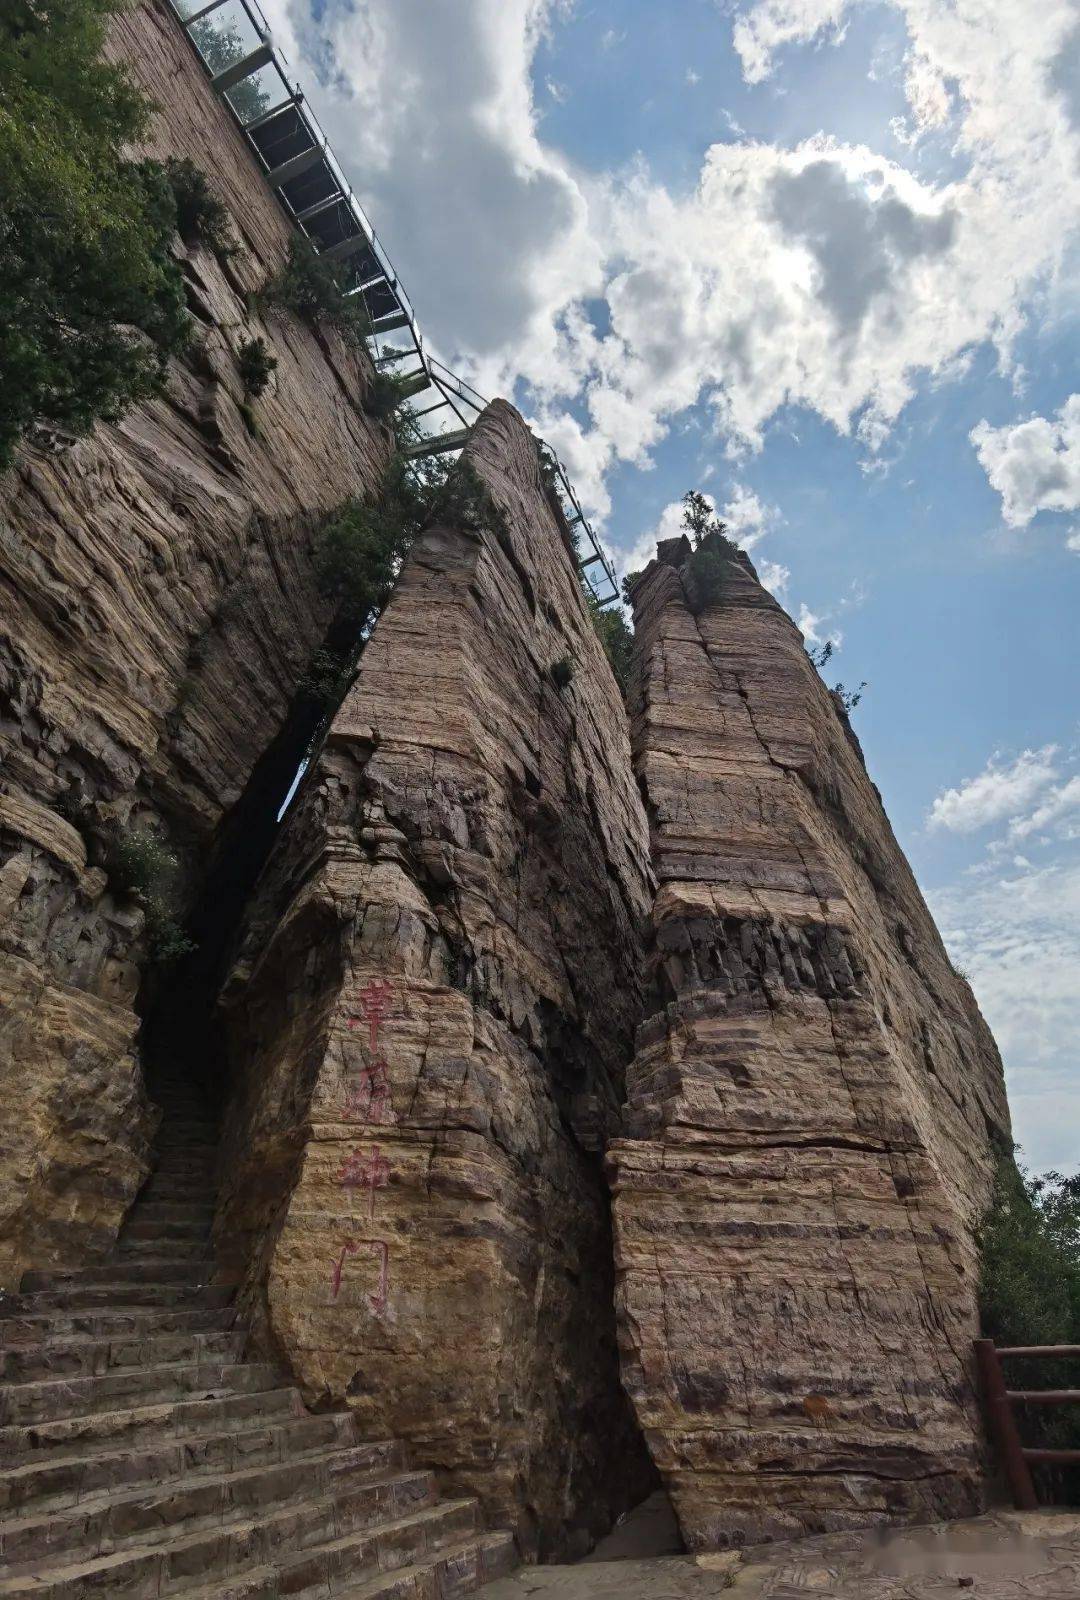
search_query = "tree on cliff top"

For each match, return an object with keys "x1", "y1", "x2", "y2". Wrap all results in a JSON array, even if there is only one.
[{"x1": 0, "y1": 0, "x2": 191, "y2": 469}]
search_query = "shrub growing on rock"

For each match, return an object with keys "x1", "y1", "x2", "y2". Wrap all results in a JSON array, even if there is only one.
[
  {"x1": 263, "y1": 237, "x2": 371, "y2": 347},
  {"x1": 164, "y1": 158, "x2": 235, "y2": 257},
  {"x1": 237, "y1": 336, "x2": 276, "y2": 398},
  {"x1": 0, "y1": 0, "x2": 191, "y2": 468},
  {"x1": 104, "y1": 827, "x2": 195, "y2": 964}
]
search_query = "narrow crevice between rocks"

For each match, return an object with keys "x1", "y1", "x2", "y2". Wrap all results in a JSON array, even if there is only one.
[{"x1": 137, "y1": 606, "x2": 367, "y2": 1119}]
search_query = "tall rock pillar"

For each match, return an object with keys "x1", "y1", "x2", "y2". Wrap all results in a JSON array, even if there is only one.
[
  {"x1": 607, "y1": 532, "x2": 1011, "y2": 1546},
  {"x1": 212, "y1": 401, "x2": 657, "y2": 1558}
]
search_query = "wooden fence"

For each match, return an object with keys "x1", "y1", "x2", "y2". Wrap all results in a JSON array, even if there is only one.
[{"x1": 974, "y1": 1337, "x2": 1080, "y2": 1508}]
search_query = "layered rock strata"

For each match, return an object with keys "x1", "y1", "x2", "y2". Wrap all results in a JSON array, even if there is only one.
[
  {"x1": 607, "y1": 533, "x2": 1010, "y2": 1547},
  {"x1": 0, "y1": 0, "x2": 392, "y2": 1285},
  {"x1": 212, "y1": 401, "x2": 657, "y2": 1557}
]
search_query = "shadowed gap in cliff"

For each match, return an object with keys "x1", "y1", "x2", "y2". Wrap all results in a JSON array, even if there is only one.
[{"x1": 137, "y1": 604, "x2": 367, "y2": 1116}]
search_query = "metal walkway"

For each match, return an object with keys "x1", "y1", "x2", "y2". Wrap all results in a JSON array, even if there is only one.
[{"x1": 169, "y1": 0, "x2": 619, "y2": 605}]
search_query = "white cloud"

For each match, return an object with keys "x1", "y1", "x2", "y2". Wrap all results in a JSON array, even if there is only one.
[
  {"x1": 1009, "y1": 774, "x2": 1080, "y2": 841},
  {"x1": 930, "y1": 857, "x2": 1080, "y2": 1170},
  {"x1": 927, "y1": 746, "x2": 1060, "y2": 833},
  {"x1": 731, "y1": 0, "x2": 851, "y2": 85},
  {"x1": 255, "y1": 0, "x2": 1080, "y2": 529},
  {"x1": 718, "y1": 483, "x2": 778, "y2": 549},
  {"x1": 971, "y1": 395, "x2": 1080, "y2": 530},
  {"x1": 758, "y1": 558, "x2": 791, "y2": 595}
]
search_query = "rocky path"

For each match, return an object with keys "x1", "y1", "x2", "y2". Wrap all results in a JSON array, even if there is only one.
[
  {"x1": 0, "y1": 1080, "x2": 515, "y2": 1597},
  {"x1": 485, "y1": 1509, "x2": 1080, "y2": 1599}
]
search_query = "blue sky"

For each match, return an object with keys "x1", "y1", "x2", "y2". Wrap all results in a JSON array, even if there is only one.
[{"x1": 259, "y1": 0, "x2": 1080, "y2": 1168}]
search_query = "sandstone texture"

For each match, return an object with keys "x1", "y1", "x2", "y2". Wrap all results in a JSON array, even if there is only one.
[
  {"x1": 0, "y1": 0, "x2": 392, "y2": 1286},
  {"x1": 607, "y1": 535, "x2": 1011, "y2": 1547},
  {"x1": 212, "y1": 401, "x2": 657, "y2": 1558}
]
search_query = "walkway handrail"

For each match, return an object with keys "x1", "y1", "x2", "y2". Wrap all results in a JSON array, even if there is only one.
[
  {"x1": 166, "y1": 0, "x2": 620, "y2": 605},
  {"x1": 974, "y1": 1337, "x2": 1080, "y2": 1510}
]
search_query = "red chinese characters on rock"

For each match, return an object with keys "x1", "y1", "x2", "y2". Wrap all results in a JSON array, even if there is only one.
[
  {"x1": 344, "y1": 1058, "x2": 395, "y2": 1125},
  {"x1": 348, "y1": 977, "x2": 395, "y2": 1054},
  {"x1": 338, "y1": 1143, "x2": 391, "y2": 1218},
  {"x1": 343, "y1": 978, "x2": 397, "y2": 1126}
]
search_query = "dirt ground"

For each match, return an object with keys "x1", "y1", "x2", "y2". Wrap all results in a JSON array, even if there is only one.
[{"x1": 484, "y1": 1497, "x2": 1080, "y2": 1599}]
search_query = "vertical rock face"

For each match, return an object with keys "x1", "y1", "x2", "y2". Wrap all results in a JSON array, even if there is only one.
[
  {"x1": 213, "y1": 400, "x2": 657, "y2": 1558},
  {"x1": 607, "y1": 534, "x2": 1010, "y2": 1547},
  {"x1": 0, "y1": 0, "x2": 391, "y2": 1285}
]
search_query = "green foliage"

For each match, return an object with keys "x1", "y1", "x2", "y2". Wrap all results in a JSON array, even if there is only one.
[
  {"x1": 431, "y1": 456, "x2": 507, "y2": 535},
  {"x1": 979, "y1": 1151, "x2": 1080, "y2": 1498},
  {"x1": 980, "y1": 1153, "x2": 1080, "y2": 1348},
  {"x1": 314, "y1": 471, "x2": 418, "y2": 626},
  {"x1": 833, "y1": 680, "x2": 867, "y2": 712},
  {"x1": 680, "y1": 488, "x2": 741, "y2": 614},
  {"x1": 537, "y1": 443, "x2": 561, "y2": 498},
  {"x1": 807, "y1": 640, "x2": 834, "y2": 670},
  {"x1": 0, "y1": 0, "x2": 192, "y2": 469},
  {"x1": 684, "y1": 544, "x2": 729, "y2": 612},
  {"x1": 183, "y1": 11, "x2": 270, "y2": 124},
  {"x1": 621, "y1": 572, "x2": 642, "y2": 605},
  {"x1": 364, "y1": 369, "x2": 412, "y2": 422},
  {"x1": 297, "y1": 646, "x2": 355, "y2": 711},
  {"x1": 163, "y1": 158, "x2": 234, "y2": 257},
  {"x1": 237, "y1": 336, "x2": 276, "y2": 398},
  {"x1": 550, "y1": 657, "x2": 575, "y2": 691},
  {"x1": 681, "y1": 488, "x2": 726, "y2": 549},
  {"x1": 586, "y1": 593, "x2": 633, "y2": 696},
  {"x1": 263, "y1": 237, "x2": 371, "y2": 346},
  {"x1": 104, "y1": 828, "x2": 195, "y2": 964}
]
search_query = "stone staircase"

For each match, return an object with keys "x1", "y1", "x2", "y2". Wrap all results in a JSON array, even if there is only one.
[{"x1": 0, "y1": 1089, "x2": 515, "y2": 1597}]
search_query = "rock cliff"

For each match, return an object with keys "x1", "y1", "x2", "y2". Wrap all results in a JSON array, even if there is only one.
[
  {"x1": 0, "y1": 0, "x2": 1013, "y2": 1561},
  {"x1": 607, "y1": 533, "x2": 1011, "y2": 1546},
  {"x1": 0, "y1": 0, "x2": 392, "y2": 1286},
  {"x1": 211, "y1": 400, "x2": 658, "y2": 1558}
]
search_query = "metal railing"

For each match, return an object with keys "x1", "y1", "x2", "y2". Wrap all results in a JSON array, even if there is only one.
[
  {"x1": 167, "y1": 0, "x2": 619, "y2": 605},
  {"x1": 975, "y1": 1337, "x2": 1080, "y2": 1508}
]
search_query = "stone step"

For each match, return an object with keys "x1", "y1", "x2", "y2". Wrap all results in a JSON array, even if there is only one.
[
  {"x1": 0, "y1": 1417, "x2": 386, "y2": 1517},
  {"x1": 138, "y1": 1180, "x2": 220, "y2": 1205},
  {"x1": 171, "y1": 1530, "x2": 517, "y2": 1600},
  {"x1": 337, "y1": 1531, "x2": 517, "y2": 1600},
  {"x1": 0, "y1": 1454, "x2": 434, "y2": 1572},
  {"x1": 145, "y1": 1160, "x2": 219, "y2": 1183},
  {"x1": 0, "y1": 1487, "x2": 478, "y2": 1596},
  {"x1": 123, "y1": 1202, "x2": 216, "y2": 1229},
  {"x1": 117, "y1": 1237, "x2": 213, "y2": 1263},
  {"x1": 0, "y1": 1327, "x2": 246, "y2": 1385},
  {"x1": 21, "y1": 1260, "x2": 225, "y2": 1292},
  {"x1": 120, "y1": 1217, "x2": 213, "y2": 1243},
  {"x1": 0, "y1": 1304, "x2": 236, "y2": 1349},
  {"x1": 0, "y1": 1384, "x2": 304, "y2": 1466},
  {"x1": 0, "y1": 1281, "x2": 236, "y2": 1318},
  {"x1": 0, "y1": 1358, "x2": 281, "y2": 1427}
]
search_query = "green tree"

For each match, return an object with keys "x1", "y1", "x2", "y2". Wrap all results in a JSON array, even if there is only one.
[
  {"x1": 979, "y1": 1151, "x2": 1080, "y2": 1500},
  {"x1": 181, "y1": 9, "x2": 270, "y2": 123},
  {"x1": 0, "y1": 0, "x2": 191, "y2": 469}
]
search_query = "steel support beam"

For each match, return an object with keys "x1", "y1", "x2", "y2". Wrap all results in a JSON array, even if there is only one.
[
  {"x1": 264, "y1": 144, "x2": 325, "y2": 188},
  {"x1": 211, "y1": 43, "x2": 273, "y2": 93},
  {"x1": 320, "y1": 231, "x2": 373, "y2": 263},
  {"x1": 370, "y1": 310, "x2": 411, "y2": 335},
  {"x1": 402, "y1": 427, "x2": 471, "y2": 460}
]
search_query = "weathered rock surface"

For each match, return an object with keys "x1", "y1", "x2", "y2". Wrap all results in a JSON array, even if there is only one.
[
  {"x1": 212, "y1": 400, "x2": 657, "y2": 1558},
  {"x1": 0, "y1": 0, "x2": 392, "y2": 1285},
  {"x1": 607, "y1": 535, "x2": 1011, "y2": 1547}
]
